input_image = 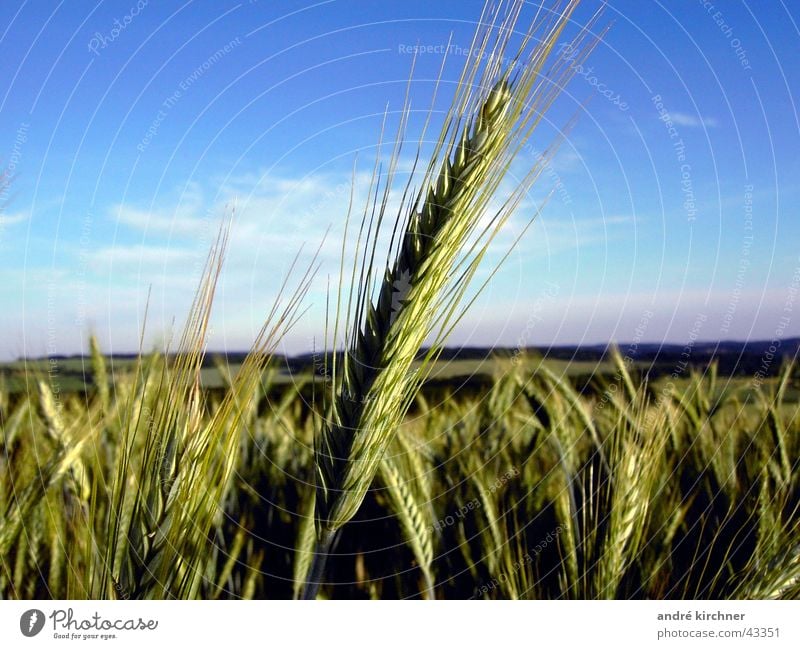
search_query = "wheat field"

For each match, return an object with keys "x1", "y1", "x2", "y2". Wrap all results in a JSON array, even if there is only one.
[{"x1": 1, "y1": 331, "x2": 798, "y2": 599}]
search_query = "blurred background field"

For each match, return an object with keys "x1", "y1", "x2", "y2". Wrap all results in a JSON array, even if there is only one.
[
  {"x1": 1, "y1": 340, "x2": 798, "y2": 600},
  {"x1": 4, "y1": 340, "x2": 797, "y2": 401}
]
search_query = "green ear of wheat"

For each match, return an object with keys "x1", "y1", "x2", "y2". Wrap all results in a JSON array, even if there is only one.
[
  {"x1": 98, "y1": 223, "x2": 316, "y2": 599},
  {"x1": 379, "y1": 444, "x2": 435, "y2": 598},
  {"x1": 305, "y1": 0, "x2": 599, "y2": 598}
]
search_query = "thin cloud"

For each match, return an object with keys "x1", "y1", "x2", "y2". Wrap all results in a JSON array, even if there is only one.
[
  {"x1": 0, "y1": 210, "x2": 29, "y2": 226},
  {"x1": 89, "y1": 244, "x2": 195, "y2": 269},
  {"x1": 113, "y1": 203, "x2": 207, "y2": 236},
  {"x1": 670, "y1": 112, "x2": 718, "y2": 128}
]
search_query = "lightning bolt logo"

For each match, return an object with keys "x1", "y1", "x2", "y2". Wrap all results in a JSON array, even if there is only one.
[
  {"x1": 20, "y1": 608, "x2": 45, "y2": 637},
  {"x1": 389, "y1": 270, "x2": 412, "y2": 325}
]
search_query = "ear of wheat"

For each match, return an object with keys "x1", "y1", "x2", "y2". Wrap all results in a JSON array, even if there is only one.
[
  {"x1": 304, "y1": 0, "x2": 599, "y2": 598},
  {"x1": 98, "y1": 224, "x2": 315, "y2": 599},
  {"x1": 378, "y1": 440, "x2": 435, "y2": 598}
]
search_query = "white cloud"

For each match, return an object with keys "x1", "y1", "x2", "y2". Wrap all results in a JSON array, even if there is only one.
[
  {"x1": 670, "y1": 112, "x2": 718, "y2": 128},
  {"x1": 114, "y1": 204, "x2": 206, "y2": 236},
  {"x1": 90, "y1": 244, "x2": 195, "y2": 267},
  {"x1": 86, "y1": 245, "x2": 203, "y2": 293},
  {"x1": 27, "y1": 165, "x2": 640, "y2": 358},
  {"x1": 0, "y1": 210, "x2": 29, "y2": 226},
  {"x1": 494, "y1": 211, "x2": 638, "y2": 259}
]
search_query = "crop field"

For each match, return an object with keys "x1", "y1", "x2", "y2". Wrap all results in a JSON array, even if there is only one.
[{"x1": 1, "y1": 336, "x2": 798, "y2": 600}]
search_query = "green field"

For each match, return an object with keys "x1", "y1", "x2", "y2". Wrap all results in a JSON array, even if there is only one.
[{"x1": 1, "y1": 343, "x2": 798, "y2": 599}]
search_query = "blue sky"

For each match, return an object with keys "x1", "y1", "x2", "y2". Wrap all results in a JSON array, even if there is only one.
[{"x1": 0, "y1": 0, "x2": 798, "y2": 360}]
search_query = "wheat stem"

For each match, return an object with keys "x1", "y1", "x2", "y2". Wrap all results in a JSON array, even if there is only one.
[{"x1": 300, "y1": 529, "x2": 336, "y2": 600}]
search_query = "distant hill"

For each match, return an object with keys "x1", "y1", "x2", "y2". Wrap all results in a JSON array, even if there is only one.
[
  {"x1": 18, "y1": 337, "x2": 800, "y2": 370},
  {"x1": 5, "y1": 338, "x2": 796, "y2": 396},
  {"x1": 284, "y1": 338, "x2": 800, "y2": 374}
]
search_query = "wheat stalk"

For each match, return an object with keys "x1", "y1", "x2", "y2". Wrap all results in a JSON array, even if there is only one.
[
  {"x1": 379, "y1": 448, "x2": 435, "y2": 598},
  {"x1": 102, "y1": 223, "x2": 316, "y2": 599},
  {"x1": 305, "y1": 0, "x2": 596, "y2": 599},
  {"x1": 595, "y1": 402, "x2": 664, "y2": 598},
  {"x1": 292, "y1": 489, "x2": 318, "y2": 599},
  {"x1": 90, "y1": 335, "x2": 110, "y2": 413}
]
